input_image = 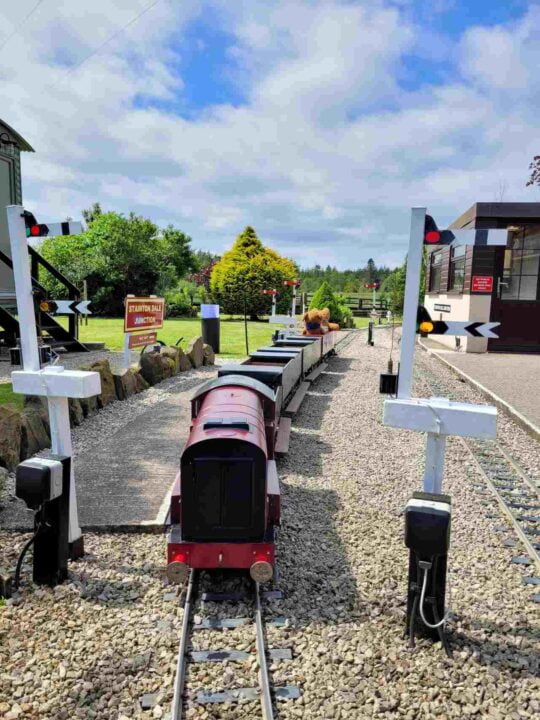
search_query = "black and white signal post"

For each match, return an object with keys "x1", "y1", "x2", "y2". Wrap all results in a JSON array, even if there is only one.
[
  {"x1": 7, "y1": 205, "x2": 101, "y2": 563},
  {"x1": 382, "y1": 207, "x2": 501, "y2": 653}
]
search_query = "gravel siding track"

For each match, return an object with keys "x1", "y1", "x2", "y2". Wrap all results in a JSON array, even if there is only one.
[{"x1": 1, "y1": 330, "x2": 539, "y2": 720}]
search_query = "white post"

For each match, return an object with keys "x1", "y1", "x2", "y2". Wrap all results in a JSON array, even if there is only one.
[
  {"x1": 302, "y1": 293, "x2": 306, "y2": 317},
  {"x1": 6, "y1": 207, "x2": 41, "y2": 371},
  {"x1": 272, "y1": 291, "x2": 276, "y2": 318},
  {"x1": 48, "y1": 396, "x2": 81, "y2": 542},
  {"x1": 397, "y1": 207, "x2": 426, "y2": 399},
  {"x1": 291, "y1": 284, "x2": 297, "y2": 318},
  {"x1": 423, "y1": 433, "x2": 446, "y2": 493},
  {"x1": 124, "y1": 332, "x2": 131, "y2": 371}
]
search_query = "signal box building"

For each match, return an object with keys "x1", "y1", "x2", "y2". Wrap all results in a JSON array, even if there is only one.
[{"x1": 424, "y1": 203, "x2": 540, "y2": 353}]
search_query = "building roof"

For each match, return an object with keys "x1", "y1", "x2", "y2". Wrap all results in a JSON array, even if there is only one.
[
  {"x1": 0, "y1": 119, "x2": 34, "y2": 152},
  {"x1": 450, "y1": 202, "x2": 540, "y2": 229}
]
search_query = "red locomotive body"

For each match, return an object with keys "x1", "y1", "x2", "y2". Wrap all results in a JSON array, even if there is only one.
[
  {"x1": 166, "y1": 331, "x2": 338, "y2": 584},
  {"x1": 167, "y1": 375, "x2": 280, "y2": 583}
]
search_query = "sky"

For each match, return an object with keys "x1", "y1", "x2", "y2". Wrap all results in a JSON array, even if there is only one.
[{"x1": 0, "y1": 0, "x2": 539, "y2": 269}]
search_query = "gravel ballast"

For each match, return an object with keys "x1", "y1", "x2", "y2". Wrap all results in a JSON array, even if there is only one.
[{"x1": 1, "y1": 330, "x2": 539, "y2": 719}]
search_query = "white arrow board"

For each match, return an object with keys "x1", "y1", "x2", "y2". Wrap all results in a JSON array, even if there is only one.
[
  {"x1": 53, "y1": 300, "x2": 92, "y2": 315},
  {"x1": 430, "y1": 320, "x2": 500, "y2": 338},
  {"x1": 39, "y1": 221, "x2": 83, "y2": 237}
]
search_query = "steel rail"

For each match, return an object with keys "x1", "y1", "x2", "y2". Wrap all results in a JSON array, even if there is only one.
[
  {"x1": 254, "y1": 582, "x2": 274, "y2": 720},
  {"x1": 418, "y1": 367, "x2": 540, "y2": 574},
  {"x1": 461, "y1": 438, "x2": 540, "y2": 574},
  {"x1": 170, "y1": 569, "x2": 197, "y2": 720}
]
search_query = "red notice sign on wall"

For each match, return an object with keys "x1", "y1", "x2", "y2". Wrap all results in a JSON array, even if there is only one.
[
  {"x1": 124, "y1": 297, "x2": 165, "y2": 332},
  {"x1": 471, "y1": 276, "x2": 493, "y2": 293}
]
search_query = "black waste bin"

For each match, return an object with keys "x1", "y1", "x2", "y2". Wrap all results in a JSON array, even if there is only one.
[{"x1": 201, "y1": 304, "x2": 220, "y2": 353}]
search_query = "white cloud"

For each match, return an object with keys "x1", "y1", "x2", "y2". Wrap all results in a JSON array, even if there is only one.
[{"x1": 0, "y1": 0, "x2": 539, "y2": 271}]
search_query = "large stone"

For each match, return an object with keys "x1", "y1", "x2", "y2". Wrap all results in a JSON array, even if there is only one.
[
  {"x1": 79, "y1": 395, "x2": 98, "y2": 418},
  {"x1": 140, "y1": 351, "x2": 165, "y2": 386},
  {"x1": 186, "y1": 337, "x2": 204, "y2": 368},
  {"x1": 178, "y1": 348, "x2": 192, "y2": 372},
  {"x1": 160, "y1": 346, "x2": 181, "y2": 374},
  {"x1": 68, "y1": 398, "x2": 84, "y2": 427},
  {"x1": 160, "y1": 355, "x2": 175, "y2": 379},
  {"x1": 134, "y1": 371, "x2": 149, "y2": 393},
  {"x1": 0, "y1": 406, "x2": 22, "y2": 471},
  {"x1": 202, "y1": 343, "x2": 215, "y2": 365},
  {"x1": 24, "y1": 396, "x2": 50, "y2": 434},
  {"x1": 113, "y1": 369, "x2": 138, "y2": 401},
  {"x1": 20, "y1": 407, "x2": 50, "y2": 459},
  {"x1": 81, "y1": 359, "x2": 116, "y2": 408}
]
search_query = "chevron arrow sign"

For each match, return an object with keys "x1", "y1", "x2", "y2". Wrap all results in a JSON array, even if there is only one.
[
  {"x1": 53, "y1": 300, "x2": 92, "y2": 315},
  {"x1": 423, "y1": 320, "x2": 500, "y2": 338}
]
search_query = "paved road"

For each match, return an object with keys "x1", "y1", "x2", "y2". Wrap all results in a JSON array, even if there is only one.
[{"x1": 422, "y1": 339, "x2": 540, "y2": 432}]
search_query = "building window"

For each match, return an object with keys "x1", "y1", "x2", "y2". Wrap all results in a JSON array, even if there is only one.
[
  {"x1": 448, "y1": 245, "x2": 465, "y2": 292},
  {"x1": 429, "y1": 251, "x2": 443, "y2": 292},
  {"x1": 502, "y1": 231, "x2": 540, "y2": 301}
]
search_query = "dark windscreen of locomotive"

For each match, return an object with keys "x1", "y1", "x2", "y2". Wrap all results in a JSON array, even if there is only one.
[{"x1": 192, "y1": 457, "x2": 257, "y2": 534}]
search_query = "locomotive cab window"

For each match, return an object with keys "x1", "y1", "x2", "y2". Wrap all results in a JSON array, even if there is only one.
[
  {"x1": 448, "y1": 245, "x2": 465, "y2": 292},
  {"x1": 429, "y1": 250, "x2": 443, "y2": 292}
]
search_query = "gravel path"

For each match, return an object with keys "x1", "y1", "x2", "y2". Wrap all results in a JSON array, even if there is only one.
[{"x1": 1, "y1": 330, "x2": 539, "y2": 719}]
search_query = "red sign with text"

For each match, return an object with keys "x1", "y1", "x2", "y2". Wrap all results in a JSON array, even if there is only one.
[
  {"x1": 124, "y1": 297, "x2": 165, "y2": 332},
  {"x1": 128, "y1": 331, "x2": 158, "y2": 349},
  {"x1": 471, "y1": 276, "x2": 493, "y2": 293}
]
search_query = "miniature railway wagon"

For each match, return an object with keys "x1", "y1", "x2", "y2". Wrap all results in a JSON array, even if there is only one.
[{"x1": 166, "y1": 330, "x2": 338, "y2": 584}]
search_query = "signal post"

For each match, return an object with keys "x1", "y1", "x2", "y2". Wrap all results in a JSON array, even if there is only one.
[
  {"x1": 7, "y1": 206, "x2": 101, "y2": 567},
  {"x1": 382, "y1": 207, "x2": 503, "y2": 653}
]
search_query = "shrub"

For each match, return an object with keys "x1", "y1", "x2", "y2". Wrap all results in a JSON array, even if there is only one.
[
  {"x1": 309, "y1": 281, "x2": 344, "y2": 324},
  {"x1": 210, "y1": 226, "x2": 297, "y2": 317},
  {"x1": 164, "y1": 290, "x2": 197, "y2": 317}
]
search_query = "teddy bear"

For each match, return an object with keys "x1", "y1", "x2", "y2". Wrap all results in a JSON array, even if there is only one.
[
  {"x1": 321, "y1": 307, "x2": 340, "y2": 331},
  {"x1": 303, "y1": 309, "x2": 326, "y2": 335}
]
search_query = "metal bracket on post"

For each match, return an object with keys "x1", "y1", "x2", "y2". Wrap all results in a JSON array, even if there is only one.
[{"x1": 7, "y1": 206, "x2": 101, "y2": 556}]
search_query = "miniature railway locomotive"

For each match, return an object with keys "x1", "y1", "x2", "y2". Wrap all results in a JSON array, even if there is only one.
[{"x1": 166, "y1": 331, "x2": 338, "y2": 584}]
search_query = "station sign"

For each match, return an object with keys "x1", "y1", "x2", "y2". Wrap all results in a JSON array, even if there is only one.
[
  {"x1": 471, "y1": 276, "x2": 494, "y2": 293},
  {"x1": 434, "y1": 303, "x2": 451, "y2": 313},
  {"x1": 128, "y1": 331, "x2": 158, "y2": 349},
  {"x1": 124, "y1": 297, "x2": 165, "y2": 332}
]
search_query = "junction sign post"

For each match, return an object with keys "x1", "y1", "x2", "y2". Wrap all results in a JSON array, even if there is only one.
[{"x1": 123, "y1": 295, "x2": 165, "y2": 367}]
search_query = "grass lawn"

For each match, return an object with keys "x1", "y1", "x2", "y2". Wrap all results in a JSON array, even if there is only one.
[
  {"x1": 0, "y1": 381, "x2": 24, "y2": 409},
  {"x1": 63, "y1": 316, "x2": 384, "y2": 357}
]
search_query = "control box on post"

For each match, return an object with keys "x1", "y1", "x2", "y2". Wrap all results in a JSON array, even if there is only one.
[
  {"x1": 405, "y1": 491, "x2": 452, "y2": 654},
  {"x1": 15, "y1": 455, "x2": 71, "y2": 587}
]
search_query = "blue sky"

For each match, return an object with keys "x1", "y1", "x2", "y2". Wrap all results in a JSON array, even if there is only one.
[{"x1": 1, "y1": 0, "x2": 539, "y2": 268}]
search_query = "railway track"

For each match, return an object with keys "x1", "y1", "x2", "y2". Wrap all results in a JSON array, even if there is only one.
[
  {"x1": 169, "y1": 571, "x2": 299, "y2": 719},
  {"x1": 419, "y1": 365, "x2": 540, "y2": 578}
]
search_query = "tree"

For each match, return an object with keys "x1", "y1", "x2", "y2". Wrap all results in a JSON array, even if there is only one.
[
  {"x1": 309, "y1": 280, "x2": 345, "y2": 323},
  {"x1": 526, "y1": 156, "x2": 540, "y2": 187},
  {"x1": 82, "y1": 202, "x2": 103, "y2": 226},
  {"x1": 39, "y1": 212, "x2": 196, "y2": 315},
  {"x1": 210, "y1": 226, "x2": 297, "y2": 318},
  {"x1": 366, "y1": 258, "x2": 377, "y2": 283}
]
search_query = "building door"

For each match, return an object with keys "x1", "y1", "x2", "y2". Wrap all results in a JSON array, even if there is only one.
[{"x1": 488, "y1": 229, "x2": 540, "y2": 352}]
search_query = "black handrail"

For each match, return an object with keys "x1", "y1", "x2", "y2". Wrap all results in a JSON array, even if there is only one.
[
  {"x1": 28, "y1": 247, "x2": 79, "y2": 297},
  {"x1": 0, "y1": 248, "x2": 48, "y2": 295}
]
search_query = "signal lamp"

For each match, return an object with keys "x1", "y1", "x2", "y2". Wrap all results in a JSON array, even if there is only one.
[
  {"x1": 39, "y1": 301, "x2": 51, "y2": 312},
  {"x1": 419, "y1": 321, "x2": 434, "y2": 334}
]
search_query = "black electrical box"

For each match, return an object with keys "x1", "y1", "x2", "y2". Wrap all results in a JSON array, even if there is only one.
[
  {"x1": 379, "y1": 372, "x2": 399, "y2": 395},
  {"x1": 16, "y1": 458, "x2": 63, "y2": 510},
  {"x1": 15, "y1": 455, "x2": 71, "y2": 587},
  {"x1": 405, "y1": 491, "x2": 451, "y2": 558}
]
